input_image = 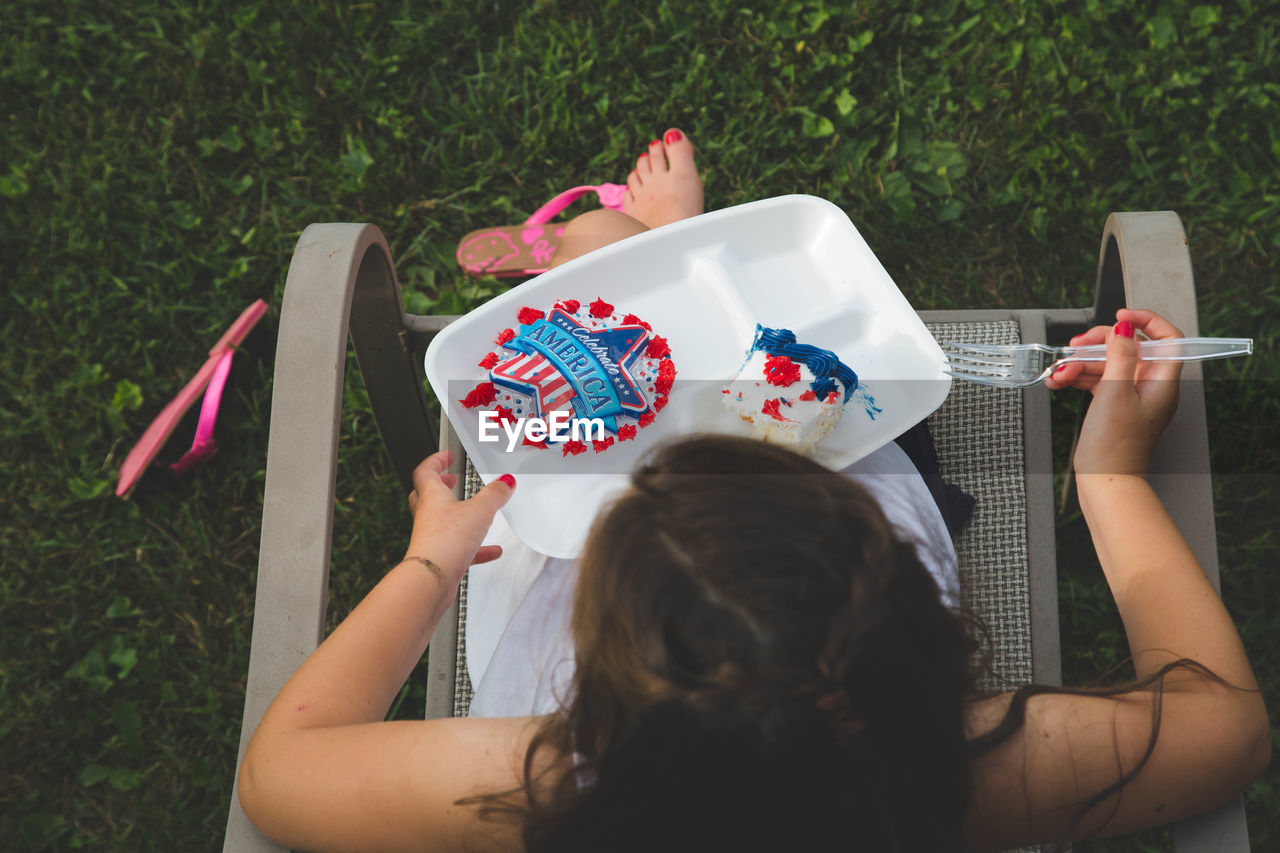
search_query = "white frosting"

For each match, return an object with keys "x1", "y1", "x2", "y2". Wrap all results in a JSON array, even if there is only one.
[{"x1": 722, "y1": 350, "x2": 845, "y2": 453}]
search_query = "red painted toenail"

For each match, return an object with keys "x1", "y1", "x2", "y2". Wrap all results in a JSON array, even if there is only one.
[
  {"x1": 638, "y1": 152, "x2": 647, "y2": 158},
  {"x1": 651, "y1": 139, "x2": 661, "y2": 146},
  {"x1": 665, "y1": 129, "x2": 682, "y2": 144}
]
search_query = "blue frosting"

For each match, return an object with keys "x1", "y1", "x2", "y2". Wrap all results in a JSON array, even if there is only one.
[{"x1": 751, "y1": 325, "x2": 858, "y2": 404}]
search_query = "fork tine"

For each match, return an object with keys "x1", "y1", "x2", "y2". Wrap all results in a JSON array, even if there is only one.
[
  {"x1": 941, "y1": 341, "x2": 1016, "y2": 355},
  {"x1": 943, "y1": 362, "x2": 1014, "y2": 378},
  {"x1": 943, "y1": 351, "x2": 1015, "y2": 368},
  {"x1": 946, "y1": 361, "x2": 1054, "y2": 388},
  {"x1": 944, "y1": 366, "x2": 1030, "y2": 387},
  {"x1": 941, "y1": 342, "x2": 1019, "y2": 367},
  {"x1": 945, "y1": 370, "x2": 1009, "y2": 385}
]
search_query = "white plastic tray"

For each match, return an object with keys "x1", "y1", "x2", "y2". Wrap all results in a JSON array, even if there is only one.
[{"x1": 424, "y1": 195, "x2": 951, "y2": 558}]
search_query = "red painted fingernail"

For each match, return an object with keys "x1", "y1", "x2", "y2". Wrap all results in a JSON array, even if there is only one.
[
  {"x1": 1115, "y1": 321, "x2": 1134, "y2": 338},
  {"x1": 1054, "y1": 364, "x2": 1066, "y2": 373},
  {"x1": 665, "y1": 129, "x2": 682, "y2": 144},
  {"x1": 498, "y1": 474, "x2": 516, "y2": 489}
]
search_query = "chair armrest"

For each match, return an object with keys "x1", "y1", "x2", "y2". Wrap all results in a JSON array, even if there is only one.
[
  {"x1": 1096, "y1": 212, "x2": 1220, "y2": 586},
  {"x1": 349, "y1": 253, "x2": 438, "y2": 490},
  {"x1": 1096, "y1": 212, "x2": 1249, "y2": 853},
  {"x1": 223, "y1": 224, "x2": 402, "y2": 853}
]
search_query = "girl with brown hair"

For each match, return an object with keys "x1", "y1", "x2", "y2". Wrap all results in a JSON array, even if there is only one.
[{"x1": 238, "y1": 131, "x2": 1267, "y2": 850}]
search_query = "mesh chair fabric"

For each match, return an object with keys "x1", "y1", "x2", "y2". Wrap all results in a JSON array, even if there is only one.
[
  {"x1": 451, "y1": 462, "x2": 482, "y2": 718},
  {"x1": 925, "y1": 321, "x2": 1034, "y2": 694}
]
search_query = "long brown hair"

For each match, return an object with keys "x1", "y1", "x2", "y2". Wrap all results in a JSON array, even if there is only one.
[
  {"x1": 490, "y1": 435, "x2": 982, "y2": 851},
  {"x1": 469, "y1": 435, "x2": 1223, "y2": 851}
]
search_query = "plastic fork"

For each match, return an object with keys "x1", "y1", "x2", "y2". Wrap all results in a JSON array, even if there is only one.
[{"x1": 942, "y1": 337, "x2": 1254, "y2": 388}]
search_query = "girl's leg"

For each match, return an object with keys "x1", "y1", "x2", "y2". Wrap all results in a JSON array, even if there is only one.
[
  {"x1": 551, "y1": 209, "x2": 649, "y2": 268},
  {"x1": 551, "y1": 127, "x2": 704, "y2": 268}
]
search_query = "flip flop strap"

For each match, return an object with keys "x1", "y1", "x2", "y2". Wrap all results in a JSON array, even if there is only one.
[
  {"x1": 169, "y1": 350, "x2": 234, "y2": 475},
  {"x1": 115, "y1": 299, "x2": 268, "y2": 496},
  {"x1": 524, "y1": 183, "x2": 627, "y2": 225}
]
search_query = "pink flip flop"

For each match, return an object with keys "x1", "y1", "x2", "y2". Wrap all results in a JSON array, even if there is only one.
[
  {"x1": 455, "y1": 183, "x2": 627, "y2": 278},
  {"x1": 115, "y1": 299, "x2": 268, "y2": 498}
]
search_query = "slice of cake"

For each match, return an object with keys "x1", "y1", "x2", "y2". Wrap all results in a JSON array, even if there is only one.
[{"x1": 722, "y1": 325, "x2": 858, "y2": 453}]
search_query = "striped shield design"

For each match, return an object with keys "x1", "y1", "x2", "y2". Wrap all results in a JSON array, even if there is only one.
[{"x1": 492, "y1": 352, "x2": 577, "y2": 415}]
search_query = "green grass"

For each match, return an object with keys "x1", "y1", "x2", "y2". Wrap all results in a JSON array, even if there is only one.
[{"x1": 2, "y1": 0, "x2": 1277, "y2": 849}]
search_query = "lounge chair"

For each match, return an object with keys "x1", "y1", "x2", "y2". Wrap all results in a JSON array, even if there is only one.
[{"x1": 222, "y1": 210, "x2": 1250, "y2": 852}]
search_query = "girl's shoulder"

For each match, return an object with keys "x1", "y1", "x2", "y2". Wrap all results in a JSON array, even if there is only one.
[{"x1": 962, "y1": 684, "x2": 1266, "y2": 851}]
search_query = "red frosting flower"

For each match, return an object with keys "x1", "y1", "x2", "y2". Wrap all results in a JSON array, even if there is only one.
[
  {"x1": 496, "y1": 328, "x2": 515, "y2": 345},
  {"x1": 764, "y1": 355, "x2": 801, "y2": 387},
  {"x1": 762, "y1": 398, "x2": 790, "y2": 421},
  {"x1": 561, "y1": 440, "x2": 588, "y2": 457},
  {"x1": 798, "y1": 389, "x2": 817, "y2": 402},
  {"x1": 653, "y1": 393, "x2": 669, "y2": 412},
  {"x1": 622, "y1": 313, "x2": 653, "y2": 331},
  {"x1": 460, "y1": 382, "x2": 497, "y2": 408},
  {"x1": 645, "y1": 335, "x2": 671, "y2": 359},
  {"x1": 637, "y1": 411, "x2": 656, "y2": 428},
  {"x1": 589, "y1": 297, "x2": 613, "y2": 318},
  {"x1": 592, "y1": 436, "x2": 615, "y2": 453},
  {"x1": 654, "y1": 358, "x2": 676, "y2": 395},
  {"x1": 494, "y1": 405, "x2": 516, "y2": 427},
  {"x1": 478, "y1": 352, "x2": 500, "y2": 369},
  {"x1": 825, "y1": 391, "x2": 840, "y2": 404},
  {"x1": 617, "y1": 424, "x2": 638, "y2": 441},
  {"x1": 517, "y1": 306, "x2": 546, "y2": 325},
  {"x1": 556, "y1": 299, "x2": 581, "y2": 314}
]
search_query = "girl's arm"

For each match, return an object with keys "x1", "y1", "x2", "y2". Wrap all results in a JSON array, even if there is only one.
[
  {"x1": 238, "y1": 453, "x2": 539, "y2": 852},
  {"x1": 967, "y1": 310, "x2": 1269, "y2": 850},
  {"x1": 1065, "y1": 309, "x2": 1260, "y2": 690},
  {"x1": 246, "y1": 452, "x2": 510, "y2": 732}
]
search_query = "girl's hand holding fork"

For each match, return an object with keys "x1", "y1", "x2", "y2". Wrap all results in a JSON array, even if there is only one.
[{"x1": 1045, "y1": 307, "x2": 1184, "y2": 477}]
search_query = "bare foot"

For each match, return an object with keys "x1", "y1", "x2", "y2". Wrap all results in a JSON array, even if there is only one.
[{"x1": 624, "y1": 128, "x2": 704, "y2": 229}]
